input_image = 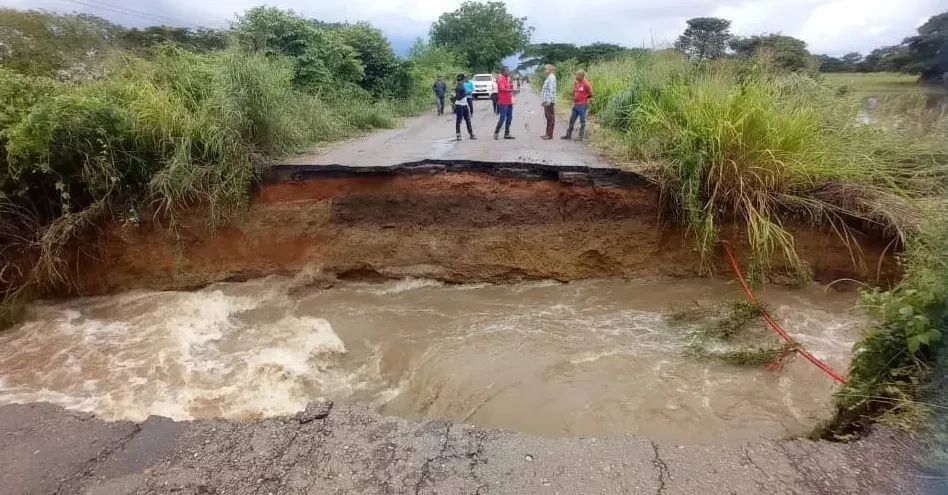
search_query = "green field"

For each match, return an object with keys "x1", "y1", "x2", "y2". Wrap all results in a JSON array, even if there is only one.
[{"x1": 822, "y1": 72, "x2": 947, "y2": 98}]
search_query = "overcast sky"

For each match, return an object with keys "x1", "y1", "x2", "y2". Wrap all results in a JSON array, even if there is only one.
[{"x1": 3, "y1": 0, "x2": 946, "y2": 56}]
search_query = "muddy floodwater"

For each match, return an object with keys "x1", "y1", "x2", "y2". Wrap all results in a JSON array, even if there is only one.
[{"x1": 0, "y1": 277, "x2": 865, "y2": 444}]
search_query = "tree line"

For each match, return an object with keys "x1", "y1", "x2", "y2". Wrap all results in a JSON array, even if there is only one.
[{"x1": 674, "y1": 12, "x2": 947, "y2": 81}]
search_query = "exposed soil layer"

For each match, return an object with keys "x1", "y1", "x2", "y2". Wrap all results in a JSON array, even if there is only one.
[{"x1": 75, "y1": 162, "x2": 899, "y2": 294}]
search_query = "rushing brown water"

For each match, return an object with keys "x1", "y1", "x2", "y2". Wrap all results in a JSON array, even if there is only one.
[{"x1": 0, "y1": 277, "x2": 864, "y2": 444}]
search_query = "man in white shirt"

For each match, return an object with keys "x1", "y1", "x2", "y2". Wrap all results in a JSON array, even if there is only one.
[{"x1": 540, "y1": 64, "x2": 557, "y2": 140}]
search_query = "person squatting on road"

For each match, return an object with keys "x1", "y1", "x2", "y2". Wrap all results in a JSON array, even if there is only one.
[
  {"x1": 494, "y1": 66, "x2": 515, "y2": 140},
  {"x1": 540, "y1": 64, "x2": 557, "y2": 139},
  {"x1": 454, "y1": 74, "x2": 476, "y2": 141},
  {"x1": 433, "y1": 76, "x2": 447, "y2": 115},
  {"x1": 562, "y1": 70, "x2": 593, "y2": 141},
  {"x1": 463, "y1": 76, "x2": 475, "y2": 114}
]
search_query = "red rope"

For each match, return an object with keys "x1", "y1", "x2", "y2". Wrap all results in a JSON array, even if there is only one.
[{"x1": 722, "y1": 244, "x2": 848, "y2": 384}]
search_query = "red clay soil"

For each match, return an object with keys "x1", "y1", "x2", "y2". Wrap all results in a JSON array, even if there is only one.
[{"x1": 73, "y1": 170, "x2": 899, "y2": 295}]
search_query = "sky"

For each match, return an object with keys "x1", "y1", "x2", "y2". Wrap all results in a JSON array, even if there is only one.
[{"x1": 2, "y1": 0, "x2": 946, "y2": 56}]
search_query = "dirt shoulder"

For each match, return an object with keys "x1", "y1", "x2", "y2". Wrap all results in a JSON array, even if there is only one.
[{"x1": 1, "y1": 401, "x2": 936, "y2": 495}]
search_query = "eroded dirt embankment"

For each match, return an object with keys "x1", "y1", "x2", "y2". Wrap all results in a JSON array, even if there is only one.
[{"x1": 75, "y1": 162, "x2": 899, "y2": 294}]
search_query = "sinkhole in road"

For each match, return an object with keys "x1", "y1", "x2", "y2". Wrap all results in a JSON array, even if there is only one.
[{"x1": 0, "y1": 276, "x2": 864, "y2": 444}]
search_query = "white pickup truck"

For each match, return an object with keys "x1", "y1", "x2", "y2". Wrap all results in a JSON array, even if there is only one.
[{"x1": 471, "y1": 74, "x2": 496, "y2": 99}]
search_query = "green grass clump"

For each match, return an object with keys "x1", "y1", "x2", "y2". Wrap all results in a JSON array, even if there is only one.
[
  {"x1": 580, "y1": 52, "x2": 947, "y2": 278},
  {"x1": 824, "y1": 218, "x2": 948, "y2": 436},
  {"x1": 675, "y1": 299, "x2": 784, "y2": 366},
  {"x1": 690, "y1": 341, "x2": 798, "y2": 366},
  {"x1": 670, "y1": 300, "x2": 765, "y2": 339}
]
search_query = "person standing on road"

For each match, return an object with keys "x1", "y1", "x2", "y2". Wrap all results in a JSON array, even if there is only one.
[
  {"x1": 433, "y1": 76, "x2": 447, "y2": 115},
  {"x1": 454, "y1": 74, "x2": 476, "y2": 141},
  {"x1": 562, "y1": 70, "x2": 593, "y2": 141},
  {"x1": 493, "y1": 66, "x2": 515, "y2": 140},
  {"x1": 463, "y1": 76, "x2": 475, "y2": 114},
  {"x1": 540, "y1": 64, "x2": 557, "y2": 140},
  {"x1": 490, "y1": 72, "x2": 499, "y2": 114}
]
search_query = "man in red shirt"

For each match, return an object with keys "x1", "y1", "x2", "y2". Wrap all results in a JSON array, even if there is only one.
[
  {"x1": 493, "y1": 66, "x2": 515, "y2": 140},
  {"x1": 562, "y1": 70, "x2": 593, "y2": 141}
]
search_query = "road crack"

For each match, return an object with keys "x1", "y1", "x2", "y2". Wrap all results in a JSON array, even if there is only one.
[
  {"x1": 414, "y1": 422, "x2": 452, "y2": 495},
  {"x1": 650, "y1": 441, "x2": 670, "y2": 495}
]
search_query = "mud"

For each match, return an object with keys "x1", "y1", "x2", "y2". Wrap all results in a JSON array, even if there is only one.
[
  {"x1": 1, "y1": 402, "x2": 937, "y2": 495},
  {"x1": 74, "y1": 162, "x2": 898, "y2": 295}
]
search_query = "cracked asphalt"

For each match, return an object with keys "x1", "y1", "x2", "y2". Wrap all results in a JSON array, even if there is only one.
[{"x1": 2, "y1": 402, "x2": 940, "y2": 494}]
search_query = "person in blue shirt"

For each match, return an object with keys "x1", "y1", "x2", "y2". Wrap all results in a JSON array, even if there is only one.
[{"x1": 463, "y1": 76, "x2": 474, "y2": 113}]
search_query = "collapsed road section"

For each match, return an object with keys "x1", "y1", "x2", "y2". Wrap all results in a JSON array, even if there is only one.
[{"x1": 74, "y1": 160, "x2": 898, "y2": 295}]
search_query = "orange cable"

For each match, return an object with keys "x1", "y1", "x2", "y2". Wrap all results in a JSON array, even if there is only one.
[{"x1": 722, "y1": 244, "x2": 848, "y2": 384}]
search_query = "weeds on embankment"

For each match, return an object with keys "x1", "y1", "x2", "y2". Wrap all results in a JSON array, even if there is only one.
[
  {"x1": 586, "y1": 52, "x2": 946, "y2": 279},
  {"x1": 820, "y1": 218, "x2": 948, "y2": 437},
  {"x1": 0, "y1": 9, "x2": 456, "y2": 328},
  {"x1": 577, "y1": 51, "x2": 947, "y2": 433}
]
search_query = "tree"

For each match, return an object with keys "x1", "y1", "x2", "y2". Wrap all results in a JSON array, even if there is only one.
[
  {"x1": 902, "y1": 12, "x2": 948, "y2": 82},
  {"x1": 429, "y1": 1, "x2": 532, "y2": 71},
  {"x1": 675, "y1": 17, "x2": 732, "y2": 61},
  {"x1": 816, "y1": 55, "x2": 848, "y2": 72},
  {"x1": 336, "y1": 22, "x2": 401, "y2": 94},
  {"x1": 232, "y1": 7, "x2": 363, "y2": 91},
  {"x1": 518, "y1": 42, "x2": 635, "y2": 70},
  {"x1": 407, "y1": 39, "x2": 466, "y2": 83},
  {"x1": 0, "y1": 9, "x2": 119, "y2": 79},
  {"x1": 518, "y1": 43, "x2": 579, "y2": 69},
  {"x1": 119, "y1": 26, "x2": 228, "y2": 53},
  {"x1": 860, "y1": 45, "x2": 912, "y2": 72},
  {"x1": 576, "y1": 43, "x2": 632, "y2": 65},
  {"x1": 729, "y1": 34, "x2": 812, "y2": 71},
  {"x1": 815, "y1": 52, "x2": 862, "y2": 72},
  {"x1": 841, "y1": 52, "x2": 863, "y2": 68}
]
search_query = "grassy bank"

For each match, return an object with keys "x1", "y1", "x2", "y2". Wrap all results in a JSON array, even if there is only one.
[
  {"x1": 0, "y1": 9, "x2": 462, "y2": 326},
  {"x1": 569, "y1": 51, "x2": 947, "y2": 434}
]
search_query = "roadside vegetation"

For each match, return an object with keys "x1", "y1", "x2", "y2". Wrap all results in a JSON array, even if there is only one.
[
  {"x1": 545, "y1": 11, "x2": 947, "y2": 437},
  {"x1": 0, "y1": 6, "x2": 470, "y2": 325}
]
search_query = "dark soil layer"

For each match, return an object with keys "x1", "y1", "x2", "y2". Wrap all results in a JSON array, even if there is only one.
[{"x1": 74, "y1": 161, "x2": 899, "y2": 294}]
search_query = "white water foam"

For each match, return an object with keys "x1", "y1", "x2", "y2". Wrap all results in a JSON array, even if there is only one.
[
  {"x1": 353, "y1": 278, "x2": 445, "y2": 295},
  {"x1": 0, "y1": 289, "x2": 363, "y2": 421}
]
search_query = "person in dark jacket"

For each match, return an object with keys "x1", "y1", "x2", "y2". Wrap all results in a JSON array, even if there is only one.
[
  {"x1": 433, "y1": 76, "x2": 447, "y2": 115},
  {"x1": 453, "y1": 74, "x2": 476, "y2": 141}
]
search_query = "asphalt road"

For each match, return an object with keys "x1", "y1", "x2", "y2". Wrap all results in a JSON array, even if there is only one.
[
  {"x1": 1, "y1": 402, "x2": 938, "y2": 495},
  {"x1": 284, "y1": 85, "x2": 614, "y2": 168}
]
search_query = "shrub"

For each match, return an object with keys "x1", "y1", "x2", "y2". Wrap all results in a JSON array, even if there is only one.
[{"x1": 826, "y1": 219, "x2": 948, "y2": 435}]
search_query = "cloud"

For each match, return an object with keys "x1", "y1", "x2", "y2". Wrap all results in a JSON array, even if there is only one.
[{"x1": 2, "y1": 0, "x2": 944, "y2": 55}]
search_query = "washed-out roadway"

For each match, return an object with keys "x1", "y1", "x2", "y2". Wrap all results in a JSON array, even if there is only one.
[
  {"x1": 1, "y1": 402, "x2": 939, "y2": 494},
  {"x1": 3, "y1": 86, "x2": 942, "y2": 494},
  {"x1": 282, "y1": 85, "x2": 614, "y2": 169}
]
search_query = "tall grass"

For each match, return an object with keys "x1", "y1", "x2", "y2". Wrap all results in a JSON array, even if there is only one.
[
  {"x1": 581, "y1": 52, "x2": 947, "y2": 278},
  {"x1": 579, "y1": 51, "x2": 948, "y2": 433},
  {"x1": 0, "y1": 46, "x2": 430, "y2": 316}
]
